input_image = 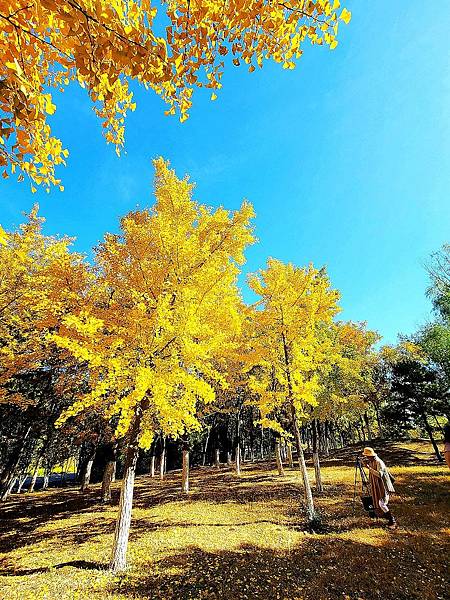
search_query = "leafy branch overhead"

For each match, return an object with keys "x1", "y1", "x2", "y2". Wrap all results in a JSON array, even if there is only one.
[{"x1": 0, "y1": 0, "x2": 351, "y2": 190}]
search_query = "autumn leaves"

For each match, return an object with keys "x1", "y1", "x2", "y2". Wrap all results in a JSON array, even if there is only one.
[{"x1": 0, "y1": 1, "x2": 351, "y2": 190}]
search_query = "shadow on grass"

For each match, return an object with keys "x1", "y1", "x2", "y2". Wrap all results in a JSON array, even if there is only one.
[
  {"x1": 0, "y1": 559, "x2": 105, "y2": 576},
  {"x1": 111, "y1": 533, "x2": 448, "y2": 600}
]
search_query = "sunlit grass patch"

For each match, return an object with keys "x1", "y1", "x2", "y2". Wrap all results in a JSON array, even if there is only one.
[{"x1": 0, "y1": 440, "x2": 447, "y2": 600}]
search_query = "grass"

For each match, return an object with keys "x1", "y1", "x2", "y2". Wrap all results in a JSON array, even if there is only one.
[{"x1": 0, "y1": 440, "x2": 448, "y2": 599}]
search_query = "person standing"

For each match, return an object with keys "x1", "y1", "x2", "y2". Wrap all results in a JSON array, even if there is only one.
[{"x1": 362, "y1": 447, "x2": 397, "y2": 529}]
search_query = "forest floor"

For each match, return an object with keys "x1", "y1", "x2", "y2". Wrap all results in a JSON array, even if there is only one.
[{"x1": 0, "y1": 440, "x2": 448, "y2": 600}]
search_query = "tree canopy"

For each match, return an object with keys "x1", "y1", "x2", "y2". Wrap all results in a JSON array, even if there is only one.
[{"x1": 0, "y1": 0, "x2": 351, "y2": 190}]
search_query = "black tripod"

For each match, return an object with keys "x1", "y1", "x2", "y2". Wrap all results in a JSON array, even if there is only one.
[{"x1": 352, "y1": 455, "x2": 376, "y2": 518}]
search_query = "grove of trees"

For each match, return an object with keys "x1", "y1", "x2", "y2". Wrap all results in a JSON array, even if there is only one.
[{"x1": 1, "y1": 159, "x2": 448, "y2": 573}]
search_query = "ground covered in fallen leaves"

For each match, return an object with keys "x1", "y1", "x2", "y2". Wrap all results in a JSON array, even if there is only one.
[{"x1": 0, "y1": 440, "x2": 448, "y2": 600}]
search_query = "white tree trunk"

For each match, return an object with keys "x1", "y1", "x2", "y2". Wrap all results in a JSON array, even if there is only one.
[
  {"x1": 80, "y1": 459, "x2": 94, "y2": 492},
  {"x1": 182, "y1": 447, "x2": 189, "y2": 494},
  {"x1": 291, "y1": 406, "x2": 316, "y2": 524},
  {"x1": 214, "y1": 448, "x2": 220, "y2": 469},
  {"x1": 109, "y1": 444, "x2": 139, "y2": 573},
  {"x1": 16, "y1": 473, "x2": 28, "y2": 494},
  {"x1": 42, "y1": 472, "x2": 49, "y2": 490},
  {"x1": 150, "y1": 455, "x2": 155, "y2": 478},
  {"x1": 226, "y1": 452, "x2": 232, "y2": 466},
  {"x1": 160, "y1": 447, "x2": 166, "y2": 480},
  {"x1": 235, "y1": 445, "x2": 241, "y2": 476},
  {"x1": 28, "y1": 461, "x2": 40, "y2": 493},
  {"x1": 275, "y1": 441, "x2": 285, "y2": 476}
]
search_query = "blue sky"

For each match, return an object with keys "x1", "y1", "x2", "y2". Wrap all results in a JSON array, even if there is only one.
[{"x1": 1, "y1": 1, "x2": 449, "y2": 345}]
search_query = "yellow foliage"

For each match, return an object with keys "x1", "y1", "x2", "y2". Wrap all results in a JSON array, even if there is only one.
[
  {"x1": 53, "y1": 159, "x2": 255, "y2": 445},
  {"x1": 0, "y1": 0, "x2": 350, "y2": 190}
]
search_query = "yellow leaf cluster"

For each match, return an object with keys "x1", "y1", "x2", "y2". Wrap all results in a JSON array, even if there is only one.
[{"x1": 0, "y1": 0, "x2": 351, "y2": 190}]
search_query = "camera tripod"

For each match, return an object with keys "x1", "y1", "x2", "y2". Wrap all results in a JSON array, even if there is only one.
[{"x1": 352, "y1": 455, "x2": 376, "y2": 518}]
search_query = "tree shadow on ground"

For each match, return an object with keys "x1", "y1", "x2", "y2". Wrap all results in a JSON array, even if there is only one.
[
  {"x1": 0, "y1": 559, "x2": 104, "y2": 577},
  {"x1": 320, "y1": 439, "x2": 440, "y2": 468},
  {"x1": 0, "y1": 487, "x2": 115, "y2": 553},
  {"x1": 111, "y1": 532, "x2": 448, "y2": 600}
]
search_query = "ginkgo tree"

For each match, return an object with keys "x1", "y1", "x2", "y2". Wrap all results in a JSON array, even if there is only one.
[
  {"x1": 0, "y1": 0, "x2": 351, "y2": 190},
  {"x1": 0, "y1": 208, "x2": 90, "y2": 498},
  {"x1": 309, "y1": 321, "x2": 379, "y2": 490},
  {"x1": 247, "y1": 259, "x2": 340, "y2": 525},
  {"x1": 50, "y1": 158, "x2": 255, "y2": 572}
]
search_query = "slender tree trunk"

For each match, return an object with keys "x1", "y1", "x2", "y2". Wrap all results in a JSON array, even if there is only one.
[
  {"x1": 364, "y1": 412, "x2": 372, "y2": 441},
  {"x1": 226, "y1": 452, "x2": 232, "y2": 466},
  {"x1": 28, "y1": 457, "x2": 42, "y2": 493},
  {"x1": 111, "y1": 460, "x2": 116, "y2": 482},
  {"x1": 235, "y1": 409, "x2": 242, "y2": 475},
  {"x1": 16, "y1": 472, "x2": 28, "y2": 494},
  {"x1": 2, "y1": 477, "x2": 17, "y2": 501},
  {"x1": 287, "y1": 443, "x2": 294, "y2": 467},
  {"x1": 260, "y1": 427, "x2": 264, "y2": 459},
  {"x1": 281, "y1": 329, "x2": 316, "y2": 524},
  {"x1": 420, "y1": 410, "x2": 443, "y2": 462},
  {"x1": 275, "y1": 440, "x2": 285, "y2": 476},
  {"x1": 433, "y1": 415, "x2": 444, "y2": 434},
  {"x1": 160, "y1": 437, "x2": 166, "y2": 480},
  {"x1": 312, "y1": 419, "x2": 323, "y2": 493},
  {"x1": 359, "y1": 417, "x2": 367, "y2": 442},
  {"x1": 235, "y1": 444, "x2": 241, "y2": 476},
  {"x1": 202, "y1": 428, "x2": 211, "y2": 466},
  {"x1": 102, "y1": 461, "x2": 116, "y2": 503},
  {"x1": 0, "y1": 425, "x2": 32, "y2": 500},
  {"x1": 214, "y1": 448, "x2": 220, "y2": 469},
  {"x1": 110, "y1": 410, "x2": 143, "y2": 573},
  {"x1": 80, "y1": 458, "x2": 94, "y2": 492},
  {"x1": 291, "y1": 407, "x2": 316, "y2": 523},
  {"x1": 42, "y1": 471, "x2": 49, "y2": 490},
  {"x1": 150, "y1": 455, "x2": 156, "y2": 478},
  {"x1": 182, "y1": 443, "x2": 189, "y2": 494}
]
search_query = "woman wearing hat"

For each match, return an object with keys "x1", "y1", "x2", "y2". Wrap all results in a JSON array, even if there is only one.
[{"x1": 362, "y1": 447, "x2": 397, "y2": 529}]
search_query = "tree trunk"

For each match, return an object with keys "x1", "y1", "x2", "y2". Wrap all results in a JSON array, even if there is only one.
[
  {"x1": 291, "y1": 405, "x2": 316, "y2": 523},
  {"x1": 109, "y1": 410, "x2": 142, "y2": 573},
  {"x1": 214, "y1": 448, "x2": 220, "y2": 469},
  {"x1": 102, "y1": 461, "x2": 116, "y2": 503},
  {"x1": 0, "y1": 425, "x2": 32, "y2": 500},
  {"x1": 260, "y1": 427, "x2": 264, "y2": 459},
  {"x1": 226, "y1": 452, "x2": 232, "y2": 466},
  {"x1": 235, "y1": 444, "x2": 241, "y2": 476},
  {"x1": 42, "y1": 472, "x2": 49, "y2": 490},
  {"x1": 202, "y1": 428, "x2": 211, "y2": 466},
  {"x1": 160, "y1": 437, "x2": 166, "y2": 480},
  {"x1": 281, "y1": 329, "x2": 316, "y2": 524},
  {"x1": 420, "y1": 410, "x2": 443, "y2": 462},
  {"x1": 364, "y1": 412, "x2": 372, "y2": 441},
  {"x1": 287, "y1": 443, "x2": 294, "y2": 467},
  {"x1": 1, "y1": 477, "x2": 17, "y2": 501},
  {"x1": 28, "y1": 457, "x2": 41, "y2": 493},
  {"x1": 182, "y1": 444, "x2": 189, "y2": 494},
  {"x1": 312, "y1": 420, "x2": 323, "y2": 493},
  {"x1": 275, "y1": 440, "x2": 285, "y2": 476},
  {"x1": 80, "y1": 458, "x2": 94, "y2": 492},
  {"x1": 16, "y1": 472, "x2": 28, "y2": 494},
  {"x1": 150, "y1": 455, "x2": 156, "y2": 478}
]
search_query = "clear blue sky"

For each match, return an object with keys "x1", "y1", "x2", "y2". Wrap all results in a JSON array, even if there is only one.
[{"x1": 1, "y1": 1, "x2": 449, "y2": 345}]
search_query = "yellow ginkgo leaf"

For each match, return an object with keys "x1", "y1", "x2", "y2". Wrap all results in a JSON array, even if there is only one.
[{"x1": 340, "y1": 8, "x2": 351, "y2": 24}]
